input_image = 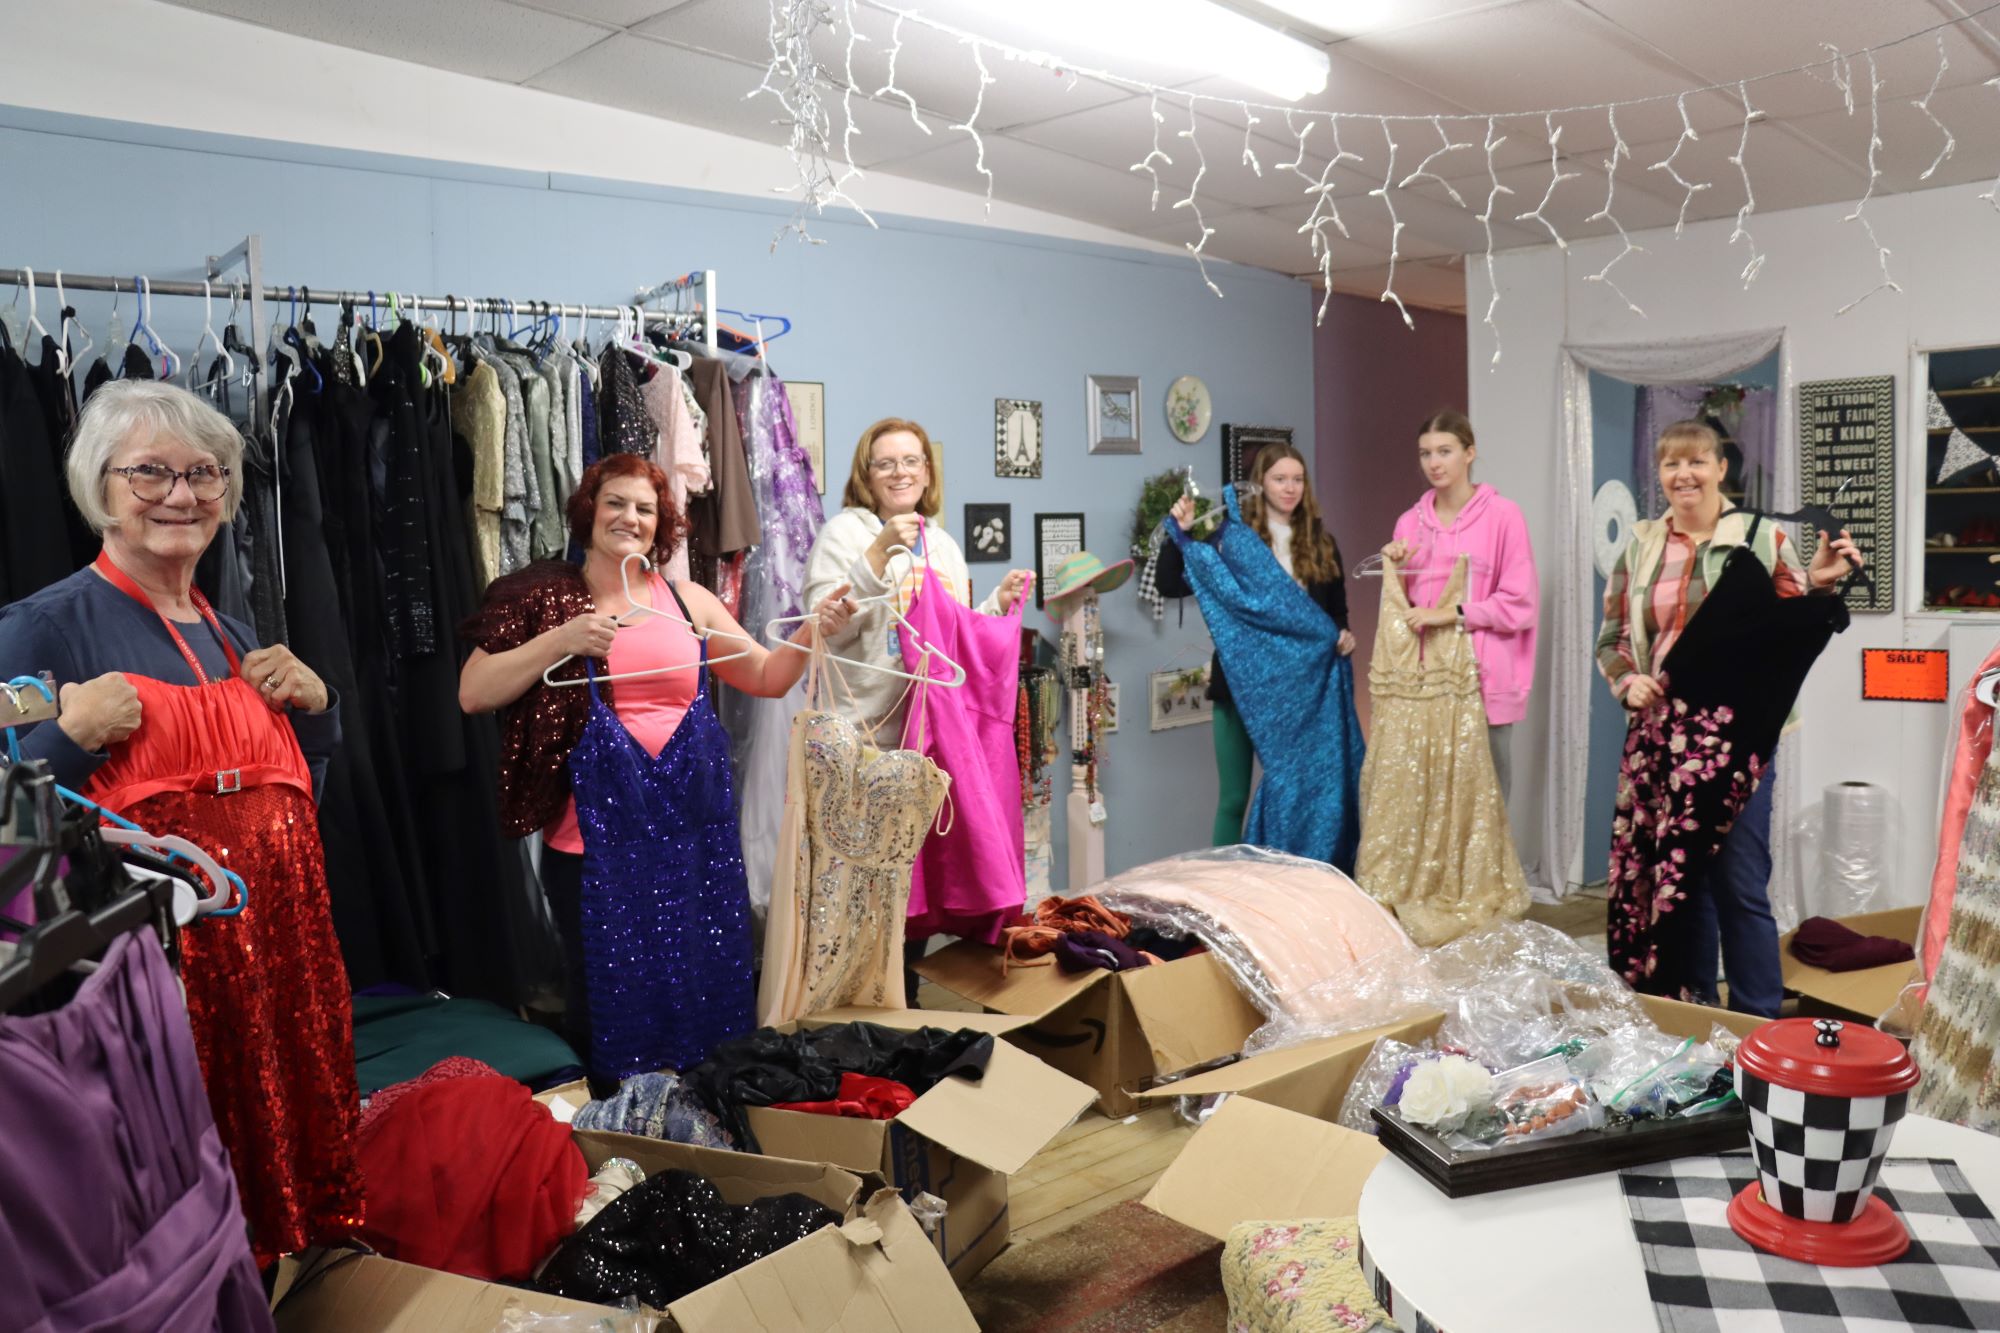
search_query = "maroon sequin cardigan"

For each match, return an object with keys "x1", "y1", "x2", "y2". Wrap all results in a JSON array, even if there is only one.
[{"x1": 460, "y1": 560, "x2": 614, "y2": 837}]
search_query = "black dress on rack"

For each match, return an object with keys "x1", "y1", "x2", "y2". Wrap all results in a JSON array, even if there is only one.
[{"x1": 0, "y1": 325, "x2": 73, "y2": 602}]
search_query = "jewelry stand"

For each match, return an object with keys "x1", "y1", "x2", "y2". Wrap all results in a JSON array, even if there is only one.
[{"x1": 1060, "y1": 591, "x2": 1106, "y2": 892}]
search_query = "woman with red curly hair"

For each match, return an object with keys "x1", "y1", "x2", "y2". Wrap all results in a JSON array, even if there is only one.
[{"x1": 458, "y1": 454, "x2": 854, "y2": 1078}]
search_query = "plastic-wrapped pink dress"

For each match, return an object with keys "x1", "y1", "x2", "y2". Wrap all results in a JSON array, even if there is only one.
[{"x1": 899, "y1": 559, "x2": 1027, "y2": 943}]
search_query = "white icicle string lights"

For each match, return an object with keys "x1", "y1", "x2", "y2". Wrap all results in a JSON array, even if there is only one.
[
  {"x1": 1371, "y1": 118, "x2": 1415, "y2": 330},
  {"x1": 1915, "y1": 33, "x2": 1956, "y2": 180},
  {"x1": 1515, "y1": 112, "x2": 1580, "y2": 249},
  {"x1": 1175, "y1": 98, "x2": 1225, "y2": 299},
  {"x1": 1475, "y1": 116, "x2": 1513, "y2": 366},
  {"x1": 777, "y1": 0, "x2": 2000, "y2": 328},
  {"x1": 1982, "y1": 77, "x2": 2000, "y2": 213},
  {"x1": 755, "y1": 0, "x2": 878, "y2": 247},
  {"x1": 837, "y1": 0, "x2": 867, "y2": 184},
  {"x1": 1838, "y1": 49, "x2": 1902, "y2": 316},
  {"x1": 953, "y1": 37, "x2": 998, "y2": 213},
  {"x1": 1582, "y1": 105, "x2": 1645, "y2": 317},
  {"x1": 1727, "y1": 82, "x2": 1767, "y2": 287}
]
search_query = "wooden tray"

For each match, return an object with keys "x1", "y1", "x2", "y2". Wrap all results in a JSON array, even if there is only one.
[{"x1": 1371, "y1": 1103, "x2": 1750, "y2": 1198}]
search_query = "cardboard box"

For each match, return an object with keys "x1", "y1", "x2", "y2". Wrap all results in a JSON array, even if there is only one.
[
  {"x1": 744, "y1": 1006, "x2": 1096, "y2": 1285},
  {"x1": 1146, "y1": 1095, "x2": 1386, "y2": 1240},
  {"x1": 914, "y1": 943, "x2": 1264, "y2": 1116},
  {"x1": 1778, "y1": 905, "x2": 1921, "y2": 1023},
  {"x1": 272, "y1": 1128, "x2": 976, "y2": 1333},
  {"x1": 533, "y1": 1077, "x2": 591, "y2": 1123}
]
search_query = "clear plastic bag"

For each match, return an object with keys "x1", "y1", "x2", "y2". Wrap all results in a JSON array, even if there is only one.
[
  {"x1": 1444, "y1": 1054, "x2": 1605, "y2": 1151},
  {"x1": 1786, "y1": 782, "x2": 1900, "y2": 928},
  {"x1": 906, "y1": 1191, "x2": 948, "y2": 1236},
  {"x1": 1570, "y1": 1033, "x2": 1727, "y2": 1119},
  {"x1": 497, "y1": 1295, "x2": 650, "y2": 1331}
]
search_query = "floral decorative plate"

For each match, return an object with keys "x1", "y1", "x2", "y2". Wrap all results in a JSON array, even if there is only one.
[{"x1": 1166, "y1": 375, "x2": 1212, "y2": 444}]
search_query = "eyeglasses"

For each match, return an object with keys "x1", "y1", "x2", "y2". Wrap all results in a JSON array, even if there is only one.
[
  {"x1": 868, "y1": 455, "x2": 928, "y2": 476},
  {"x1": 105, "y1": 463, "x2": 231, "y2": 503}
]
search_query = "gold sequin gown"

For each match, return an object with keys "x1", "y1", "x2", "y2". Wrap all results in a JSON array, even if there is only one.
[
  {"x1": 1356, "y1": 555, "x2": 1529, "y2": 946},
  {"x1": 757, "y1": 686, "x2": 950, "y2": 1025}
]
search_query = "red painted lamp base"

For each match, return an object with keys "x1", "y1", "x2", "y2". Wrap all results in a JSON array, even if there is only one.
[{"x1": 1727, "y1": 1182, "x2": 1911, "y2": 1267}]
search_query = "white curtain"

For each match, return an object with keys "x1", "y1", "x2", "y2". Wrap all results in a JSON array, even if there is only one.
[{"x1": 1546, "y1": 329, "x2": 1795, "y2": 900}]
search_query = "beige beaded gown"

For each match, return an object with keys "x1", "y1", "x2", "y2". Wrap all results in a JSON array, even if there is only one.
[
  {"x1": 1356, "y1": 556, "x2": 1529, "y2": 947},
  {"x1": 757, "y1": 649, "x2": 950, "y2": 1025}
]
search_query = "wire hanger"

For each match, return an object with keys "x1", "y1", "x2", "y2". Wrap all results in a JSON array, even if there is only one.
[
  {"x1": 540, "y1": 553, "x2": 756, "y2": 687},
  {"x1": 765, "y1": 544, "x2": 968, "y2": 687},
  {"x1": 53, "y1": 271, "x2": 90, "y2": 378}
]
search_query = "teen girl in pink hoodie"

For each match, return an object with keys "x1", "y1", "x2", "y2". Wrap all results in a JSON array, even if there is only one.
[{"x1": 1383, "y1": 410, "x2": 1539, "y2": 799}]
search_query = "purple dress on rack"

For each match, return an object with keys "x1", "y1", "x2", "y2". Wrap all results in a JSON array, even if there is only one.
[
  {"x1": 0, "y1": 931, "x2": 274, "y2": 1332},
  {"x1": 570, "y1": 649, "x2": 755, "y2": 1079}
]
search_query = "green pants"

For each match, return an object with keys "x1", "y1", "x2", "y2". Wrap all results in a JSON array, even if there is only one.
[{"x1": 1212, "y1": 697, "x2": 1255, "y2": 845}]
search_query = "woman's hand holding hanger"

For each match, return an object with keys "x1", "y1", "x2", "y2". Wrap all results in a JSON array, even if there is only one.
[
  {"x1": 1381, "y1": 539, "x2": 1413, "y2": 564},
  {"x1": 994, "y1": 569, "x2": 1032, "y2": 614},
  {"x1": 553, "y1": 612, "x2": 620, "y2": 661},
  {"x1": 866, "y1": 513, "x2": 926, "y2": 577},
  {"x1": 1170, "y1": 496, "x2": 1198, "y2": 532},
  {"x1": 791, "y1": 584, "x2": 857, "y2": 645}
]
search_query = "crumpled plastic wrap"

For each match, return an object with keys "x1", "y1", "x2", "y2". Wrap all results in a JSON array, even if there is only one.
[
  {"x1": 1785, "y1": 781, "x2": 1900, "y2": 929},
  {"x1": 1243, "y1": 917, "x2": 1647, "y2": 1061},
  {"x1": 1091, "y1": 846, "x2": 1419, "y2": 1024},
  {"x1": 906, "y1": 1191, "x2": 948, "y2": 1237},
  {"x1": 497, "y1": 1296, "x2": 650, "y2": 1331}
]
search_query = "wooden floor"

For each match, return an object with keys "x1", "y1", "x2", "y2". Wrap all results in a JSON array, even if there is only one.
[{"x1": 925, "y1": 885, "x2": 1617, "y2": 1260}]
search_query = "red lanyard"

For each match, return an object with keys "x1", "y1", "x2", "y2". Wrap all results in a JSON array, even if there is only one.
[{"x1": 93, "y1": 551, "x2": 241, "y2": 685}]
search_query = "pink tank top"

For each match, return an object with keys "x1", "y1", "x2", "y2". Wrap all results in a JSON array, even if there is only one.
[{"x1": 545, "y1": 575, "x2": 702, "y2": 853}]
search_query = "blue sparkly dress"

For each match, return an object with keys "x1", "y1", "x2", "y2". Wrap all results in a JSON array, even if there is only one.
[
  {"x1": 1166, "y1": 487, "x2": 1365, "y2": 871},
  {"x1": 570, "y1": 647, "x2": 756, "y2": 1080}
]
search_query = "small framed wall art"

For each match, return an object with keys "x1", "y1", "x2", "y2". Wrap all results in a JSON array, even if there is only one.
[
  {"x1": 1167, "y1": 375, "x2": 1212, "y2": 443},
  {"x1": 783, "y1": 380, "x2": 826, "y2": 494},
  {"x1": 1034, "y1": 512, "x2": 1086, "y2": 609},
  {"x1": 1222, "y1": 423, "x2": 1293, "y2": 485},
  {"x1": 995, "y1": 398, "x2": 1043, "y2": 478},
  {"x1": 1088, "y1": 374, "x2": 1142, "y2": 454},
  {"x1": 1102, "y1": 681, "x2": 1121, "y2": 733},
  {"x1": 964, "y1": 503, "x2": 1011, "y2": 562},
  {"x1": 1149, "y1": 665, "x2": 1213, "y2": 730}
]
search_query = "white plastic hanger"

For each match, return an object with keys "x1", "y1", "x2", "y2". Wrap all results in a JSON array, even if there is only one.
[
  {"x1": 541, "y1": 553, "x2": 756, "y2": 687},
  {"x1": 132, "y1": 277, "x2": 179, "y2": 380},
  {"x1": 765, "y1": 545, "x2": 968, "y2": 687},
  {"x1": 1353, "y1": 548, "x2": 1491, "y2": 579},
  {"x1": 19, "y1": 268, "x2": 50, "y2": 350},
  {"x1": 185, "y1": 279, "x2": 231, "y2": 393},
  {"x1": 97, "y1": 827, "x2": 235, "y2": 916},
  {"x1": 53, "y1": 273, "x2": 91, "y2": 378}
]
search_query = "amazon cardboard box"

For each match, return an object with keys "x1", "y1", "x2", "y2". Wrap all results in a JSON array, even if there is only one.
[
  {"x1": 1778, "y1": 905, "x2": 1922, "y2": 1025},
  {"x1": 914, "y1": 942, "x2": 1264, "y2": 1116},
  {"x1": 745, "y1": 1007, "x2": 1096, "y2": 1285},
  {"x1": 271, "y1": 1128, "x2": 976, "y2": 1333}
]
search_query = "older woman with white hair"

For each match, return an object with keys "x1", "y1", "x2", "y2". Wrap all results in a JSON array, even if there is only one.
[{"x1": 0, "y1": 379, "x2": 362, "y2": 1263}]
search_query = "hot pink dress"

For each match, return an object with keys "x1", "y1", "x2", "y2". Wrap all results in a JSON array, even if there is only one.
[{"x1": 899, "y1": 558, "x2": 1027, "y2": 943}]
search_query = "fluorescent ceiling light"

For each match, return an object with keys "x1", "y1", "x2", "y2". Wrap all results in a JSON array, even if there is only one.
[
  {"x1": 990, "y1": 0, "x2": 1331, "y2": 102},
  {"x1": 1249, "y1": 1, "x2": 1403, "y2": 39}
]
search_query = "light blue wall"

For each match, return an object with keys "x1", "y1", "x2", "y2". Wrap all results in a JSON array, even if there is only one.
[{"x1": 0, "y1": 106, "x2": 1317, "y2": 886}]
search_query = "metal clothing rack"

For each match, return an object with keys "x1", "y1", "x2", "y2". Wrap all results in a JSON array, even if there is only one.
[{"x1": 3, "y1": 239, "x2": 721, "y2": 434}]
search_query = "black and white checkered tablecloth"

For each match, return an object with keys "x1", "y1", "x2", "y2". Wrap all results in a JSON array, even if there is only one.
[{"x1": 1619, "y1": 1154, "x2": 2000, "y2": 1332}]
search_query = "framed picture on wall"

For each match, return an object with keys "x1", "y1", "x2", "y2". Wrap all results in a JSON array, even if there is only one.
[
  {"x1": 1148, "y1": 666, "x2": 1213, "y2": 730},
  {"x1": 995, "y1": 399, "x2": 1043, "y2": 478},
  {"x1": 1102, "y1": 681, "x2": 1121, "y2": 733},
  {"x1": 964, "y1": 503, "x2": 1011, "y2": 562},
  {"x1": 783, "y1": 380, "x2": 826, "y2": 494},
  {"x1": 1222, "y1": 423, "x2": 1293, "y2": 485},
  {"x1": 1088, "y1": 375, "x2": 1142, "y2": 454},
  {"x1": 1034, "y1": 512, "x2": 1085, "y2": 609}
]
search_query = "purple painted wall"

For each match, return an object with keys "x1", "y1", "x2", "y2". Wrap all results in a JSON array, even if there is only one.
[{"x1": 1312, "y1": 292, "x2": 1468, "y2": 725}]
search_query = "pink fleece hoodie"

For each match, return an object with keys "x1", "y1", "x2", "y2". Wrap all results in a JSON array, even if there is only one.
[{"x1": 1390, "y1": 484, "x2": 1539, "y2": 726}]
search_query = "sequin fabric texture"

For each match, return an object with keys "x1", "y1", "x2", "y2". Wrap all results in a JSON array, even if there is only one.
[
  {"x1": 1164, "y1": 486, "x2": 1365, "y2": 870},
  {"x1": 1357, "y1": 556, "x2": 1530, "y2": 947},
  {"x1": 1913, "y1": 727, "x2": 2000, "y2": 1130},
  {"x1": 537, "y1": 1169, "x2": 840, "y2": 1308},
  {"x1": 759, "y1": 706, "x2": 948, "y2": 1024},
  {"x1": 570, "y1": 652, "x2": 755, "y2": 1079}
]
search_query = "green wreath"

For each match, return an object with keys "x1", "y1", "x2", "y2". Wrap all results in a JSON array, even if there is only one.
[{"x1": 1130, "y1": 468, "x2": 1219, "y2": 559}]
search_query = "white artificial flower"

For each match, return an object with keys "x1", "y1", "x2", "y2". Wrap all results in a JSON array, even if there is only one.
[{"x1": 1399, "y1": 1056, "x2": 1491, "y2": 1129}]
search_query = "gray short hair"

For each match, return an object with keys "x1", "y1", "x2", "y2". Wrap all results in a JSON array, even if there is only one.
[{"x1": 66, "y1": 380, "x2": 245, "y2": 532}]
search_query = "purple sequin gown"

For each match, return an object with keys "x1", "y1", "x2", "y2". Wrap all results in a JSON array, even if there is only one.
[{"x1": 570, "y1": 650, "x2": 755, "y2": 1079}]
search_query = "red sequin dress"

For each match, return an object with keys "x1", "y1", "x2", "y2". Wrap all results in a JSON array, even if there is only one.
[{"x1": 85, "y1": 555, "x2": 363, "y2": 1263}]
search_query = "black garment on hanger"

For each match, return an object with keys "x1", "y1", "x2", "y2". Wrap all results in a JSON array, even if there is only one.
[
  {"x1": 24, "y1": 334, "x2": 92, "y2": 571},
  {"x1": 0, "y1": 329, "x2": 75, "y2": 602},
  {"x1": 537, "y1": 1170, "x2": 840, "y2": 1309},
  {"x1": 118, "y1": 343, "x2": 156, "y2": 381},
  {"x1": 683, "y1": 1023, "x2": 995, "y2": 1150},
  {"x1": 1605, "y1": 523, "x2": 1849, "y2": 996}
]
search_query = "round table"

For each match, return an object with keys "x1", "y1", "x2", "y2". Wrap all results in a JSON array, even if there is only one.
[{"x1": 1355, "y1": 1115, "x2": 2000, "y2": 1332}]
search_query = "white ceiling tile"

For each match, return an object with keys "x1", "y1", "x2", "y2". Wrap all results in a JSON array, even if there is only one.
[
  {"x1": 161, "y1": 0, "x2": 612, "y2": 82},
  {"x1": 1243, "y1": 0, "x2": 1529, "y2": 42},
  {"x1": 1180, "y1": 45, "x2": 1474, "y2": 123},
  {"x1": 1781, "y1": 77, "x2": 2000, "y2": 193},
  {"x1": 528, "y1": 34, "x2": 950, "y2": 165},
  {"x1": 507, "y1": 0, "x2": 692, "y2": 28},
  {"x1": 875, "y1": 135, "x2": 1185, "y2": 234}
]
